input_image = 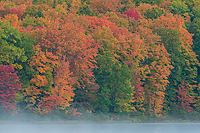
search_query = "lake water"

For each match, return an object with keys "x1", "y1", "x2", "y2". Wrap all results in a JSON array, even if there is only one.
[{"x1": 1, "y1": 123, "x2": 200, "y2": 133}]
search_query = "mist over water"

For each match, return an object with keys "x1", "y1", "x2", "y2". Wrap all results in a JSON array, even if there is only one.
[{"x1": 1, "y1": 123, "x2": 200, "y2": 133}]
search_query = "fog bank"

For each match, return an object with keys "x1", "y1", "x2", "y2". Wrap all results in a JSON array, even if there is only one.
[{"x1": 1, "y1": 123, "x2": 200, "y2": 133}]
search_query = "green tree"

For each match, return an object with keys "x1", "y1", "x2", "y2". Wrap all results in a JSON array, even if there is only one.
[
  {"x1": 0, "y1": 21, "x2": 27, "y2": 68},
  {"x1": 144, "y1": 6, "x2": 165, "y2": 20},
  {"x1": 93, "y1": 54, "x2": 134, "y2": 113},
  {"x1": 77, "y1": 2, "x2": 94, "y2": 16},
  {"x1": 169, "y1": 0, "x2": 190, "y2": 16},
  {"x1": 132, "y1": 0, "x2": 164, "y2": 6}
]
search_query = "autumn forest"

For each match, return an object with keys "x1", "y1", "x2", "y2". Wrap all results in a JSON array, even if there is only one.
[{"x1": 1, "y1": 0, "x2": 200, "y2": 121}]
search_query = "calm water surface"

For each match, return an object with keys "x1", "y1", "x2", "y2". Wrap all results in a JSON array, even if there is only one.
[{"x1": 1, "y1": 123, "x2": 200, "y2": 133}]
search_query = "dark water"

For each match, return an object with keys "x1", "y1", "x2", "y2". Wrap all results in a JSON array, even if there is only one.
[{"x1": 1, "y1": 123, "x2": 200, "y2": 133}]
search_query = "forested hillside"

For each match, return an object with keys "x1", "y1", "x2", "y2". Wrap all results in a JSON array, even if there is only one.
[{"x1": 1, "y1": 0, "x2": 200, "y2": 121}]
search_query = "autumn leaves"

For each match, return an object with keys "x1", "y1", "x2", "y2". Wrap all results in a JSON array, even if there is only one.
[{"x1": 0, "y1": 0, "x2": 199, "y2": 118}]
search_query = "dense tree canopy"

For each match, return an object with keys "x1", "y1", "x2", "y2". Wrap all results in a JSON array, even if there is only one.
[{"x1": 1, "y1": 0, "x2": 200, "y2": 119}]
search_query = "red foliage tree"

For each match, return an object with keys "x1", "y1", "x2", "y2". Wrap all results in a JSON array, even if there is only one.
[
  {"x1": 177, "y1": 81, "x2": 195, "y2": 112},
  {"x1": 0, "y1": 2, "x2": 24, "y2": 20},
  {"x1": 122, "y1": 8, "x2": 140, "y2": 20},
  {"x1": 0, "y1": 65, "x2": 21, "y2": 112},
  {"x1": 11, "y1": 7, "x2": 23, "y2": 19}
]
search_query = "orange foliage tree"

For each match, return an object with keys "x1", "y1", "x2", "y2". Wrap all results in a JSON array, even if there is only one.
[
  {"x1": 135, "y1": 22, "x2": 173, "y2": 116},
  {"x1": 23, "y1": 15, "x2": 99, "y2": 113}
]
